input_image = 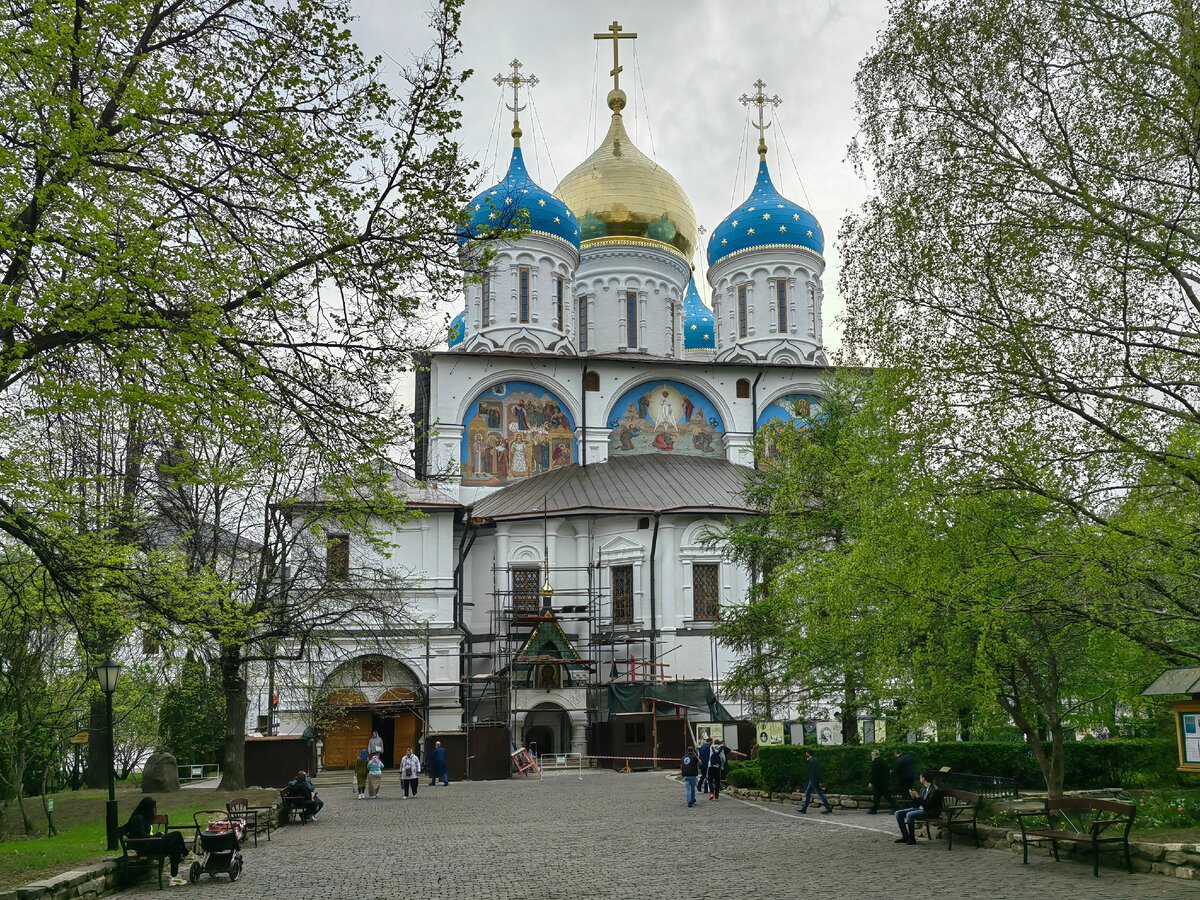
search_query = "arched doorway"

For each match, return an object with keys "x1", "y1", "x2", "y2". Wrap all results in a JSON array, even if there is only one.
[
  {"x1": 319, "y1": 656, "x2": 424, "y2": 770},
  {"x1": 522, "y1": 703, "x2": 571, "y2": 758}
]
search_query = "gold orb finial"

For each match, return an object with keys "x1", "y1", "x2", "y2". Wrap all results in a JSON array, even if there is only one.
[{"x1": 607, "y1": 88, "x2": 627, "y2": 113}]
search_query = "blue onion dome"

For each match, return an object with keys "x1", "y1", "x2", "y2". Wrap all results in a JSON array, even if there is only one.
[
  {"x1": 682, "y1": 278, "x2": 714, "y2": 351},
  {"x1": 707, "y1": 160, "x2": 822, "y2": 267},
  {"x1": 461, "y1": 145, "x2": 580, "y2": 250},
  {"x1": 448, "y1": 309, "x2": 466, "y2": 348}
]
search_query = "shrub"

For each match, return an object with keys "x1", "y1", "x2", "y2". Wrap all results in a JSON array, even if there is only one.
[{"x1": 726, "y1": 759, "x2": 762, "y2": 790}]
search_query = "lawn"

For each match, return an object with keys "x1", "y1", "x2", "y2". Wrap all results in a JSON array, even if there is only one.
[{"x1": 0, "y1": 784, "x2": 277, "y2": 890}]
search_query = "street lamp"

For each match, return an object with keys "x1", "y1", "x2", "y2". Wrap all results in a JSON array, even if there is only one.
[{"x1": 95, "y1": 657, "x2": 122, "y2": 851}]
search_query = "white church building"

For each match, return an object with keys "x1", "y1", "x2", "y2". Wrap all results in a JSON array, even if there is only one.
[{"x1": 259, "y1": 28, "x2": 831, "y2": 774}]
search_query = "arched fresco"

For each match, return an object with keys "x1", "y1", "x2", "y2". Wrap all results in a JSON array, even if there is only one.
[
  {"x1": 607, "y1": 381, "x2": 725, "y2": 456},
  {"x1": 755, "y1": 393, "x2": 822, "y2": 461},
  {"x1": 461, "y1": 381, "x2": 576, "y2": 485}
]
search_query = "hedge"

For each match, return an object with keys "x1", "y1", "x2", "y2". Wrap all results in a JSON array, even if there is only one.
[{"x1": 755, "y1": 739, "x2": 1185, "y2": 794}]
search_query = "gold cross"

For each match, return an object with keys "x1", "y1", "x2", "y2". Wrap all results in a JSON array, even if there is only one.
[
  {"x1": 739, "y1": 78, "x2": 782, "y2": 160},
  {"x1": 494, "y1": 59, "x2": 539, "y2": 144},
  {"x1": 594, "y1": 20, "x2": 637, "y2": 95}
]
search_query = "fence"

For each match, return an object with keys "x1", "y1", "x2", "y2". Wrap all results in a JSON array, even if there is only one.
[
  {"x1": 177, "y1": 763, "x2": 221, "y2": 783},
  {"x1": 938, "y1": 770, "x2": 1018, "y2": 799}
]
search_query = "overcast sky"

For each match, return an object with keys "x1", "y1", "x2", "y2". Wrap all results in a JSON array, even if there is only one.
[{"x1": 351, "y1": 0, "x2": 892, "y2": 351}]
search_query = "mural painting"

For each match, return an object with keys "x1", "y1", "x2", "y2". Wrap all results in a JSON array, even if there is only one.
[
  {"x1": 607, "y1": 381, "x2": 725, "y2": 457},
  {"x1": 755, "y1": 393, "x2": 822, "y2": 462},
  {"x1": 461, "y1": 381, "x2": 576, "y2": 485}
]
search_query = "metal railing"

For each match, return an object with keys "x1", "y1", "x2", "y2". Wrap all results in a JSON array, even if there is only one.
[
  {"x1": 937, "y1": 770, "x2": 1018, "y2": 799},
  {"x1": 539, "y1": 752, "x2": 584, "y2": 779},
  {"x1": 177, "y1": 763, "x2": 222, "y2": 783}
]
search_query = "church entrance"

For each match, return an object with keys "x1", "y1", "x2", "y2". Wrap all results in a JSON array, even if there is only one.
[
  {"x1": 522, "y1": 704, "x2": 571, "y2": 757},
  {"x1": 317, "y1": 657, "x2": 425, "y2": 770}
]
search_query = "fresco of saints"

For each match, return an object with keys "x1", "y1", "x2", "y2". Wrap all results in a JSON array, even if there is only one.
[
  {"x1": 653, "y1": 431, "x2": 675, "y2": 451},
  {"x1": 471, "y1": 435, "x2": 487, "y2": 475},
  {"x1": 656, "y1": 391, "x2": 679, "y2": 434},
  {"x1": 509, "y1": 435, "x2": 530, "y2": 477},
  {"x1": 682, "y1": 394, "x2": 695, "y2": 422}
]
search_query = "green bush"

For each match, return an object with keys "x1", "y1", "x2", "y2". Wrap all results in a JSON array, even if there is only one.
[
  {"x1": 726, "y1": 759, "x2": 762, "y2": 790},
  {"x1": 756, "y1": 739, "x2": 1181, "y2": 794}
]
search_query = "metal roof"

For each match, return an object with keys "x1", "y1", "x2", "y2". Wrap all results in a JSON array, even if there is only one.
[
  {"x1": 468, "y1": 454, "x2": 755, "y2": 522},
  {"x1": 1143, "y1": 667, "x2": 1200, "y2": 696}
]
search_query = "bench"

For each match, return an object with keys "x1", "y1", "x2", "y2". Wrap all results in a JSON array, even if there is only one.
[
  {"x1": 118, "y1": 814, "x2": 192, "y2": 890},
  {"x1": 227, "y1": 797, "x2": 272, "y2": 846},
  {"x1": 920, "y1": 788, "x2": 981, "y2": 850},
  {"x1": 279, "y1": 787, "x2": 316, "y2": 824},
  {"x1": 1015, "y1": 797, "x2": 1135, "y2": 877}
]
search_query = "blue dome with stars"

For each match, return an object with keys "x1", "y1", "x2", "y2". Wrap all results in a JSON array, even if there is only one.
[
  {"x1": 682, "y1": 278, "x2": 715, "y2": 352},
  {"x1": 707, "y1": 160, "x2": 822, "y2": 267},
  {"x1": 461, "y1": 146, "x2": 580, "y2": 250},
  {"x1": 448, "y1": 310, "x2": 465, "y2": 348}
]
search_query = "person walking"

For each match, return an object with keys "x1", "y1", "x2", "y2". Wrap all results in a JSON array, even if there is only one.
[
  {"x1": 894, "y1": 748, "x2": 916, "y2": 796},
  {"x1": 399, "y1": 747, "x2": 421, "y2": 798},
  {"x1": 895, "y1": 770, "x2": 942, "y2": 844},
  {"x1": 697, "y1": 737, "x2": 713, "y2": 795},
  {"x1": 868, "y1": 749, "x2": 891, "y2": 814},
  {"x1": 429, "y1": 740, "x2": 449, "y2": 786},
  {"x1": 707, "y1": 738, "x2": 727, "y2": 800},
  {"x1": 366, "y1": 753, "x2": 385, "y2": 799},
  {"x1": 368, "y1": 730, "x2": 385, "y2": 759},
  {"x1": 800, "y1": 749, "x2": 834, "y2": 814},
  {"x1": 354, "y1": 749, "x2": 369, "y2": 799},
  {"x1": 681, "y1": 745, "x2": 699, "y2": 807}
]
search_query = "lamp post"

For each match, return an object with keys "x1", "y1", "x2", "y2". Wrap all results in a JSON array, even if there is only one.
[{"x1": 95, "y1": 658, "x2": 122, "y2": 851}]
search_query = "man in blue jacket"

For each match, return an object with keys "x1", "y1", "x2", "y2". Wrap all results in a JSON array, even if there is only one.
[
  {"x1": 800, "y1": 750, "x2": 834, "y2": 814},
  {"x1": 697, "y1": 737, "x2": 713, "y2": 793},
  {"x1": 429, "y1": 741, "x2": 449, "y2": 786}
]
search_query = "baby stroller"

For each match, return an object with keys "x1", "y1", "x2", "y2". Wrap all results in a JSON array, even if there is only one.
[{"x1": 188, "y1": 810, "x2": 244, "y2": 883}]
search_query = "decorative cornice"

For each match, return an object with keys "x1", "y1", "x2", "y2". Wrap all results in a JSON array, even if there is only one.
[{"x1": 708, "y1": 242, "x2": 824, "y2": 271}]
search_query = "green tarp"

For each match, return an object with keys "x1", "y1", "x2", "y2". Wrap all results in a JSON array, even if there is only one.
[{"x1": 607, "y1": 680, "x2": 733, "y2": 722}]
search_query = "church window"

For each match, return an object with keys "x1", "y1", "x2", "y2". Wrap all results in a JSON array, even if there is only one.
[
  {"x1": 519, "y1": 267, "x2": 530, "y2": 323},
  {"x1": 361, "y1": 658, "x2": 383, "y2": 683},
  {"x1": 668, "y1": 300, "x2": 676, "y2": 353},
  {"x1": 736, "y1": 378, "x2": 750, "y2": 399},
  {"x1": 692, "y1": 563, "x2": 720, "y2": 620},
  {"x1": 579, "y1": 297, "x2": 589, "y2": 350},
  {"x1": 625, "y1": 291, "x2": 638, "y2": 348},
  {"x1": 612, "y1": 565, "x2": 634, "y2": 623},
  {"x1": 737, "y1": 285, "x2": 748, "y2": 338},
  {"x1": 584, "y1": 371, "x2": 601, "y2": 392},
  {"x1": 481, "y1": 274, "x2": 491, "y2": 325},
  {"x1": 512, "y1": 567, "x2": 540, "y2": 615},
  {"x1": 776, "y1": 280, "x2": 788, "y2": 332},
  {"x1": 555, "y1": 275, "x2": 565, "y2": 331},
  {"x1": 326, "y1": 534, "x2": 350, "y2": 579},
  {"x1": 808, "y1": 284, "x2": 817, "y2": 337},
  {"x1": 637, "y1": 516, "x2": 650, "y2": 530},
  {"x1": 624, "y1": 721, "x2": 647, "y2": 743}
]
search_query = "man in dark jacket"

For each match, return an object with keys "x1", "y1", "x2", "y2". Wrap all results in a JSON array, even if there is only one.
[
  {"x1": 707, "y1": 740, "x2": 727, "y2": 800},
  {"x1": 894, "y1": 748, "x2": 916, "y2": 795},
  {"x1": 895, "y1": 770, "x2": 942, "y2": 844},
  {"x1": 868, "y1": 749, "x2": 891, "y2": 813},
  {"x1": 429, "y1": 741, "x2": 448, "y2": 786},
  {"x1": 800, "y1": 750, "x2": 834, "y2": 814},
  {"x1": 681, "y1": 746, "x2": 699, "y2": 807},
  {"x1": 697, "y1": 737, "x2": 713, "y2": 794}
]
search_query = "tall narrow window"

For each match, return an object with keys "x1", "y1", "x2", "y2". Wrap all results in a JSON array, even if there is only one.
[
  {"x1": 512, "y1": 567, "x2": 540, "y2": 615},
  {"x1": 668, "y1": 301, "x2": 676, "y2": 353},
  {"x1": 612, "y1": 565, "x2": 634, "y2": 623},
  {"x1": 519, "y1": 267, "x2": 530, "y2": 323},
  {"x1": 776, "y1": 280, "x2": 788, "y2": 332},
  {"x1": 481, "y1": 274, "x2": 491, "y2": 326},
  {"x1": 693, "y1": 563, "x2": 720, "y2": 620},
  {"x1": 326, "y1": 534, "x2": 350, "y2": 579},
  {"x1": 808, "y1": 284, "x2": 817, "y2": 337},
  {"x1": 737, "y1": 285, "x2": 748, "y2": 338},
  {"x1": 625, "y1": 291, "x2": 638, "y2": 348},
  {"x1": 579, "y1": 297, "x2": 589, "y2": 350},
  {"x1": 555, "y1": 275, "x2": 565, "y2": 331}
]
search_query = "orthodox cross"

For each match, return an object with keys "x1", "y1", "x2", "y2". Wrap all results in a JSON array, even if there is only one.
[
  {"x1": 594, "y1": 20, "x2": 637, "y2": 100},
  {"x1": 494, "y1": 58, "x2": 539, "y2": 144},
  {"x1": 739, "y1": 79, "x2": 782, "y2": 160}
]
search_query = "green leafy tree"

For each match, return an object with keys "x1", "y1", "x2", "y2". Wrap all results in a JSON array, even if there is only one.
[{"x1": 157, "y1": 654, "x2": 226, "y2": 769}]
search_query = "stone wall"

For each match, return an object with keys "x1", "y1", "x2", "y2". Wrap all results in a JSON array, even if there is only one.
[{"x1": 0, "y1": 860, "x2": 120, "y2": 900}]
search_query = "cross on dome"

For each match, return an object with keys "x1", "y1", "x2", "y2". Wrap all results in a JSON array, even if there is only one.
[
  {"x1": 739, "y1": 78, "x2": 781, "y2": 161},
  {"x1": 594, "y1": 20, "x2": 637, "y2": 112},
  {"x1": 494, "y1": 58, "x2": 539, "y2": 145}
]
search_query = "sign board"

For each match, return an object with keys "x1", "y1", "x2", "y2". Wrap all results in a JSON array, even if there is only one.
[
  {"x1": 70, "y1": 731, "x2": 88, "y2": 744},
  {"x1": 816, "y1": 721, "x2": 843, "y2": 746},
  {"x1": 1183, "y1": 712, "x2": 1200, "y2": 765},
  {"x1": 755, "y1": 721, "x2": 785, "y2": 745},
  {"x1": 694, "y1": 723, "x2": 721, "y2": 744},
  {"x1": 47, "y1": 798, "x2": 54, "y2": 812}
]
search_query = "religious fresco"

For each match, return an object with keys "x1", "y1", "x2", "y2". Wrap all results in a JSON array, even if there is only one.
[
  {"x1": 755, "y1": 393, "x2": 822, "y2": 461},
  {"x1": 607, "y1": 381, "x2": 725, "y2": 457},
  {"x1": 461, "y1": 382, "x2": 576, "y2": 485}
]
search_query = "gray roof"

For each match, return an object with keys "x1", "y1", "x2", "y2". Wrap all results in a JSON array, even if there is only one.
[
  {"x1": 468, "y1": 455, "x2": 756, "y2": 522},
  {"x1": 1143, "y1": 667, "x2": 1200, "y2": 696},
  {"x1": 290, "y1": 471, "x2": 458, "y2": 510}
]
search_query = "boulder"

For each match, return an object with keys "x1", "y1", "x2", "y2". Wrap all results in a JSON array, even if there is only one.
[{"x1": 141, "y1": 752, "x2": 179, "y2": 792}]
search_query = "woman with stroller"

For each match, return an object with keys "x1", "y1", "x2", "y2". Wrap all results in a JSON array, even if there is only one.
[
  {"x1": 366, "y1": 752, "x2": 385, "y2": 798},
  {"x1": 125, "y1": 797, "x2": 189, "y2": 885},
  {"x1": 398, "y1": 747, "x2": 421, "y2": 798},
  {"x1": 354, "y1": 749, "x2": 369, "y2": 799}
]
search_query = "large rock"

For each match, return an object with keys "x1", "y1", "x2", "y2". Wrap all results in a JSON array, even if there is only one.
[{"x1": 141, "y1": 752, "x2": 179, "y2": 792}]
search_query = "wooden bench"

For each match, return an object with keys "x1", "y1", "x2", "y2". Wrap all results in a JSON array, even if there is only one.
[
  {"x1": 920, "y1": 788, "x2": 981, "y2": 850},
  {"x1": 227, "y1": 797, "x2": 273, "y2": 846},
  {"x1": 1015, "y1": 797, "x2": 1135, "y2": 877},
  {"x1": 279, "y1": 787, "x2": 316, "y2": 824},
  {"x1": 117, "y1": 814, "x2": 191, "y2": 890}
]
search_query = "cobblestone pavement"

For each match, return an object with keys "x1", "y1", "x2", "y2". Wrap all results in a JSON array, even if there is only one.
[{"x1": 123, "y1": 771, "x2": 1200, "y2": 899}]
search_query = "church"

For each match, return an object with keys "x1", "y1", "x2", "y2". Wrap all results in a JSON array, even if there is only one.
[{"x1": 261, "y1": 23, "x2": 831, "y2": 775}]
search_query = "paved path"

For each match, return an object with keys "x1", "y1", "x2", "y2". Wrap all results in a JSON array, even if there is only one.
[{"x1": 124, "y1": 771, "x2": 1199, "y2": 899}]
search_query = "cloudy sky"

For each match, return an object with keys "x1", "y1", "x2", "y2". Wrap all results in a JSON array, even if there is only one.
[{"x1": 351, "y1": 0, "x2": 892, "y2": 351}]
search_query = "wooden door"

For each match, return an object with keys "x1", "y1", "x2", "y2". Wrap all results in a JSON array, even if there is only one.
[
  {"x1": 393, "y1": 712, "x2": 419, "y2": 761},
  {"x1": 324, "y1": 711, "x2": 371, "y2": 769}
]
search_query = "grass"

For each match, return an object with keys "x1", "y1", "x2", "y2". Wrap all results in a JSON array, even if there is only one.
[{"x1": 0, "y1": 784, "x2": 276, "y2": 890}]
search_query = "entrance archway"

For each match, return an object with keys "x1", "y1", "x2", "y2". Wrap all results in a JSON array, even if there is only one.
[
  {"x1": 522, "y1": 703, "x2": 571, "y2": 758},
  {"x1": 319, "y1": 657, "x2": 424, "y2": 769}
]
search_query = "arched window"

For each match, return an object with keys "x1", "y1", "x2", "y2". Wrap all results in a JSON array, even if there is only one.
[
  {"x1": 776, "y1": 280, "x2": 788, "y2": 332},
  {"x1": 555, "y1": 275, "x2": 565, "y2": 331},
  {"x1": 579, "y1": 297, "x2": 589, "y2": 350},
  {"x1": 625, "y1": 291, "x2": 638, "y2": 348},
  {"x1": 736, "y1": 378, "x2": 751, "y2": 399},
  {"x1": 584, "y1": 371, "x2": 601, "y2": 392},
  {"x1": 737, "y1": 285, "x2": 748, "y2": 338},
  {"x1": 519, "y1": 267, "x2": 530, "y2": 323},
  {"x1": 481, "y1": 274, "x2": 491, "y2": 326}
]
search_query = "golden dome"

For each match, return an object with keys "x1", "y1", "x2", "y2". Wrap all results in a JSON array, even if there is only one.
[{"x1": 554, "y1": 111, "x2": 697, "y2": 264}]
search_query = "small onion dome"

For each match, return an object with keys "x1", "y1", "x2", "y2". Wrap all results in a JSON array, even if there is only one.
[
  {"x1": 448, "y1": 310, "x2": 466, "y2": 348},
  {"x1": 461, "y1": 146, "x2": 580, "y2": 250},
  {"x1": 682, "y1": 278, "x2": 714, "y2": 351},
  {"x1": 707, "y1": 159, "x2": 822, "y2": 267}
]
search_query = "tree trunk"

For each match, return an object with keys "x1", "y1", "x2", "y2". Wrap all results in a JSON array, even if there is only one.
[
  {"x1": 841, "y1": 681, "x2": 860, "y2": 745},
  {"x1": 217, "y1": 649, "x2": 248, "y2": 790},
  {"x1": 85, "y1": 699, "x2": 108, "y2": 790}
]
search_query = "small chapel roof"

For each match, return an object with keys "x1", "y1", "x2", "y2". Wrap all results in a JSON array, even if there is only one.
[{"x1": 468, "y1": 454, "x2": 755, "y2": 522}]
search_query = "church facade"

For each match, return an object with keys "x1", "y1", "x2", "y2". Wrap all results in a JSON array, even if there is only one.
[{"x1": 260, "y1": 32, "x2": 831, "y2": 770}]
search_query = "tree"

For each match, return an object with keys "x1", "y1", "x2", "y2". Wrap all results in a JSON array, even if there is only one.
[
  {"x1": 841, "y1": 0, "x2": 1200, "y2": 657},
  {"x1": 157, "y1": 654, "x2": 226, "y2": 770}
]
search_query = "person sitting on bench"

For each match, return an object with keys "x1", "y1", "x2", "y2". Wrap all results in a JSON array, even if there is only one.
[
  {"x1": 126, "y1": 797, "x2": 188, "y2": 883},
  {"x1": 284, "y1": 770, "x2": 322, "y2": 820},
  {"x1": 895, "y1": 770, "x2": 943, "y2": 845}
]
